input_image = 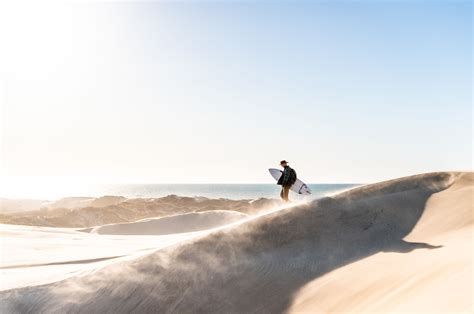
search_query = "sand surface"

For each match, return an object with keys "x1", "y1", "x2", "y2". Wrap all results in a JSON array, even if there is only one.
[
  {"x1": 0, "y1": 172, "x2": 472, "y2": 313},
  {"x1": 0, "y1": 224, "x2": 202, "y2": 291},
  {"x1": 289, "y1": 172, "x2": 473, "y2": 313},
  {"x1": 0, "y1": 195, "x2": 278, "y2": 227},
  {"x1": 81, "y1": 210, "x2": 248, "y2": 235}
]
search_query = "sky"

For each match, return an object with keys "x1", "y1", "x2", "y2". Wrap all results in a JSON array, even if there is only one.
[{"x1": 0, "y1": 0, "x2": 472, "y2": 185}]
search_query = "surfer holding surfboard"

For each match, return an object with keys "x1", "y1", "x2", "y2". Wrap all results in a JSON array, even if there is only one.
[
  {"x1": 269, "y1": 160, "x2": 311, "y2": 202},
  {"x1": 277, "y1": 160, "x2": 297, "y2": 202}
]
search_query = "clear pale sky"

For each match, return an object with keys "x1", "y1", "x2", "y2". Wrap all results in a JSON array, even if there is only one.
[{"x1": 0, "y1": 1, "x2": 472, "y2": 184}]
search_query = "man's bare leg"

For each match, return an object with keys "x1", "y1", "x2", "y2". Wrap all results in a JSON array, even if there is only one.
[{"x1": 283, "y1": 186, "x2": 290, "y2": 201}]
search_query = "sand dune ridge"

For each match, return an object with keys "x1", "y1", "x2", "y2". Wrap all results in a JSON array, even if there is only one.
[{"x1": 1, "y1": 172, "x2": 472, "y2": 313}]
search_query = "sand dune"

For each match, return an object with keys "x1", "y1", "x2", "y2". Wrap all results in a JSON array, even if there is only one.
[
  {"x1": 1, "y1": 172, "x2": 472, "y2": 313},
  {"x1": 81, "y1": 210, "x2": 248, "y2": 235},
  {"x1": 288, "y1": 172, "x2": 473, "y2": 313},
  {"x1": 0, "y1": 198, "x2": 47, "y2": 213},
  {"x1": 0, "y1": 195, "x2": 279, "y2": 228},
  {"x1": 45, "y1": 196, "x2": 127, "y2": 210},
  {"x1": 0, "y1": 224, "x2": 202, "y2": 291}
]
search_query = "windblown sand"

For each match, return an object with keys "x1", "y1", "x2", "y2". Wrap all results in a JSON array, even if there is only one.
[
  {"x1": 1, "y1": 172, "x2": 472, "y2": 313},
  {"x1": 81, "y1": 210, "x2": 249, "y2": 235},
  {"x1": 0, "y1": 196, "x2": 278, "y2": 227}
]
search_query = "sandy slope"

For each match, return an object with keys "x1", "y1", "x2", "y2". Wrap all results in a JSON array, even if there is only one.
[
  {"x1": 288, "y1": 172, "x2": 473, "y2": 313},
  {"x1": 0, "y1": 172, "x2": 472, "y2": 313},
  {"x1": 81, "y1": 210, "x2": 248, "y2": 235},
  {"x1": 0, "y1": 224, "x2": 203, "y2": 290}
]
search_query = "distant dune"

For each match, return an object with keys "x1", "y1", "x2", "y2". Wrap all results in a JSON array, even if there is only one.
[
  {"x1": 1, "y1": 172, "x2": 472, "y2": 313},
  {"x1": 0, "y1": 195, "x2": 279, "y2": 227},
  {"x1": 44, "y1": 196, "x2": 126, "y2": 210},
  {"x1": 0, "y1": 198, "x2": 46, "y2": 214},
  {"x1": 81, "y1": 210, "x2": 248, "y2": 235}
]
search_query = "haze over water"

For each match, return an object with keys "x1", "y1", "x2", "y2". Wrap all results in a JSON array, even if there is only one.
[{"x1": 0, "y1": 183, "x2": 359, "y2": 201}]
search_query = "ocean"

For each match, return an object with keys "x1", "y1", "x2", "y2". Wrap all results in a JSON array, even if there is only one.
[
  {"x1": 1, "y1": 183, "x2": 360, "y2": 201},
  {"x1": 93, "y1": 184, "x2": 361, "y2": 200}
]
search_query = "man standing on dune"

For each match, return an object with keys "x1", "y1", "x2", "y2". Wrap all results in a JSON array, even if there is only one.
[{"x1": 277, "y1": 160, "x2": 297, "y2": 202}]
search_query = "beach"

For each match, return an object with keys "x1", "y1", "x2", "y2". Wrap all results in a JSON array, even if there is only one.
[{"x1": 1, "y1": 172, "x2": 472, "y2": 313}]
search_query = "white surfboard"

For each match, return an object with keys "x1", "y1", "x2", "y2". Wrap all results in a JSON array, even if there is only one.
[{"x1": 269, "y1": 168, "x2": 311, "y2": 195}]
